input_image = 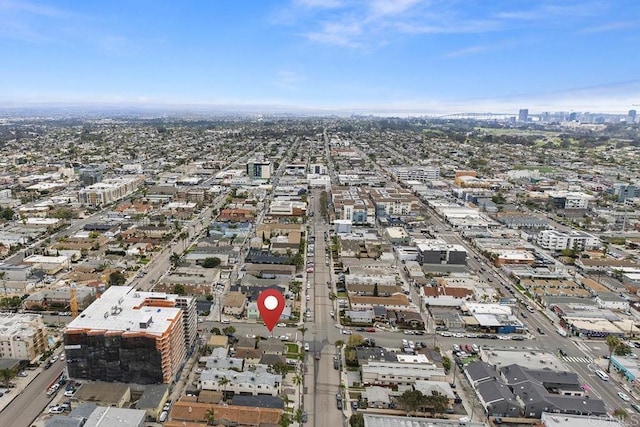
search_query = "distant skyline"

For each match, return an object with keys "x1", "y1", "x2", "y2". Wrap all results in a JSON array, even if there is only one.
[{"x1": 1, "y1": 0, "x2": 639, "y2": 114}]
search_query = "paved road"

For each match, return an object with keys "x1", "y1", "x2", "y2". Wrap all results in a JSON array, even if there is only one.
[
  {"x1": 0, "y1": 358, "x2": 65, "y2": 427},
  {"x1": 305, "y1": 188, "x2": 344, "y2": 427}
]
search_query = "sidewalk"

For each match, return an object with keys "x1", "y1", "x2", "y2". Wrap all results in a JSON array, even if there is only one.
[{"x1": 0, "y1": 366, "x2": 43, "y2": 413}]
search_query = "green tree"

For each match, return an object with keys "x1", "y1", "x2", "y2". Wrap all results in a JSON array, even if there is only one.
[
  {"x1": 0, "y1": 208, "x2": 15, "y2": 221},
  {"x1": 334, "y1": 340, "x2": 344, "y2": 349},
  {"x1": 0, "y1": 368, "x2": 13, "y2": 388},
  {"x1": 210, "y1": 327, "x2": 221, "y2": 335},
  {"x1": 201, "y1": 257, "x2": 221, "y2": 268},
  {"x1": 170, "y1": 252, "x2": 181, "y2": 267},
  {"x1": 425, "y1": 391, "x2": 449, "y2": 417},
  {"x1": 293, "y1": 408, "x2": 304, "y2": 424},
  {"x1": 615, "y1": 343, "x2": 632, "y2": 356},
  {"x1": 442, "y1": 356, "x2": 451, "y2": 372},
  {"x1": 218, "y1": 377, "x2": 230, "y2": 399},
  {"x1": 172, "y1": 283, "x2": 186, "y2": 295},
  {"x1": 205, "y1": 407, "x2": 215, "y2": 425},
  {"x1": 108, "y1": 271, "x2": 126, "y2": 286},
  {"x1": 279, "y1": 413, "x2": 293, "y2": 427},
  {"x1": 289, "y1": 281, "x2": 302, "y2": 299},
  {"x1": 222, "y1": 326, "x2": 236, "y2": 336},
  {"x1": 606, "y1": 334, "x2": 621, "y2": 373},
  {"x1": 373, "y1": 283, "x2": 379, "y2": 297},
  {"x1": 613, "y1": 408, "x2": 628, "y2": 421},
  {"x1": 349, "y1": 413, "x2": 365, "y2": 427},
  {"x1": 396, "y1": 389, "x2": 425, "y2": 415},
  {"x1": 347, "y1": 334, "x2": 364, "y2": 347},
  {"x1": 271, "y1": 361, "x2": 288, "y2": 377}
]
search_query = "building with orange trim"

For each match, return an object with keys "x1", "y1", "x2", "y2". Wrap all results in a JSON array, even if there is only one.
[{"x1": 64, "y1": 286, "x2": 190, "y2": 384}]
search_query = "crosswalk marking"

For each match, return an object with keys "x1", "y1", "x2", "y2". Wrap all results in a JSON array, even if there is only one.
[{"x1": 562, "y1": 356, "x2": 593, "y2": 364}]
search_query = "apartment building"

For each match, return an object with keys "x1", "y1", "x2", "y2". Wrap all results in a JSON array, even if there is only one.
[
  {"x1": 362, "y1": 361, "x2": 446, "y2": 386},
  {"x1": 369, "y1": 187, "x2": 419, "y2": 218},
  {"x1": 332, "y1": 187, "x2": 376, "y2": 225},
  {"x1": 78, "y1": 176, "x2": 143, "y2": 207},
  {"x1": 390, "y1": 166, "x2": 440, "y2": 183},
  {"x1": 199, "y1": 367, "x2": 282, "y2": 396},
  {"x1": 0, "y1": 313, "x2": 48, "y2": 361},
  {"x1": 536, "y1": 230, "x2": 600, "y2": 251},
  {"x1": 64, "y1": 286, "x2": 187, "y2": 384}
]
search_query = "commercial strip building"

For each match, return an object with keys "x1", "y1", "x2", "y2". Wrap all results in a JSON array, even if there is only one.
[{"x1": 63, "y1": 286, "x2": 198, "y2": 384}]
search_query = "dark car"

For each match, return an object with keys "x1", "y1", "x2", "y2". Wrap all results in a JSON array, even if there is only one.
[
  {"x1": 337, "y1": 400, "x2": 343, "y2": 410},
  {"x1": 537, "y1": 327, "x2": 545, "y2": 335},
  {"x1": 314, "y1": 352, "x2": 321, "y2": 360},
  {"x1": 558, "y1": 348, "x2": 567, "y2": 357},
  {"x1": 301, "y1": 412, "x2": 308, "y2": 423}
]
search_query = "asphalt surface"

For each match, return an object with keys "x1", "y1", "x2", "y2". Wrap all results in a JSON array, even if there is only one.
[{"x1": 0, "y1": 357, "x2": 65, "y2": 427}]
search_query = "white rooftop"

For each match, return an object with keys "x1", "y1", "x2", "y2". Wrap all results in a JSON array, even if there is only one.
[{"x1": 66, "y1": 286, "x2": 182, "y2": 336}]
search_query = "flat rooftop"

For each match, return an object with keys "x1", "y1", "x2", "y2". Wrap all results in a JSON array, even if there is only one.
[{"x1": 66, "y1": 286, "x2": 182, "y2": 336}]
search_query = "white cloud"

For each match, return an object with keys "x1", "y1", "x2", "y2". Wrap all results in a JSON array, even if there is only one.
[
  {"x1": 445, "y1": 44, "x2": 494, "y2": 58},
  {"x1": 294, "y1": 0, "x2": 343, "y2": 8},
  {"x1": 580, "y1": 20, "x2": 638, "y2": 34}
]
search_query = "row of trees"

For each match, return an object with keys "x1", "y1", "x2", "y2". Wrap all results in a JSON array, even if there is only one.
[{"x1": 396, "y1": 389, "x2": 450, "y2": 417}]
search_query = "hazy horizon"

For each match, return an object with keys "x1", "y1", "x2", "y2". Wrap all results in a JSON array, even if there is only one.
[{"x1": 1, "y1": 1, "x2": 639, "y2": 114}]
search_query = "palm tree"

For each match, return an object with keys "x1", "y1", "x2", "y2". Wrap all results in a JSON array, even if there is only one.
[
  {"x1": 606, "y1": 334, "x2": 621, "y2": 373},
  {"x1": 281, "y1": 393, "x2": 291, "y2": 409},
  {"x1": 334, "y1": 340, "x2": 344, "y2": 350},
  {"x1": 279, "y1": 413, "x2": 293, "y2": 427},
  {"x1": 292, "y1": 373, "x2": 303, "y2": 405},
  {"x1": 218, "y1": 377, "x2": 230, "y2": 400},
  {"x1": 169, "y1": 252, "x2": 181, "y2": 268},
  {"x1": 298, "y1": 326, "x2": 307, "y2": 342},
  {"x1": 205, "y1": 407, "x2": 215, "y2": 426}
]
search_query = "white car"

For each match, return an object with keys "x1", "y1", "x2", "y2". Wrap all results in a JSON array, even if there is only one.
[
  {"x1": 64, "y1": 389, "x2": 75, "y2": 397},
  {"x1": 304, "y1": 343, "x2": 310, "y2": 351},
  {"x1": 342, "y1": 329, "x2": 352, "y2": 335},
  {"x1": 618, "y1": 392, "x2": 631, "y2": 401},
  {"x1": 48, "y1": 406, "x2": 64, "y2": 414}
]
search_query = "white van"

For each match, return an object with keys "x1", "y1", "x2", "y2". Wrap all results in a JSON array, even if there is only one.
[
  {"x1": 159, "y1": 411, "x2": 168, "y2": 422},
  {"x1": 595, "y1": 370, "x2": 609, "y2": 381}
]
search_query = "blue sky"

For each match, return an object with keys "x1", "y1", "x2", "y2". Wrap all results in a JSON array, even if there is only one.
[{"x1": 1, "y1": 0, "x2": 639, "y2": 114}]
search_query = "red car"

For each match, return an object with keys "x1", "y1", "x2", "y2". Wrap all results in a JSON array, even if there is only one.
[
  {"x1": 306, "y1": 267, "x2": 314, "y2": 273},
  {"x1": 365, "y1": 328, "x2": 376, "y2": 333}
]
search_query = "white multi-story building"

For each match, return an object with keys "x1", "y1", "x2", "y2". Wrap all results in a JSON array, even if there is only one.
[
  {"x1": 390, "y1": 166, "x2": 440, "y2": 183},
  {"x1": 78, "y1": 177, "x2": 143, "y2": 207},
  {"x1": 536, "y1": 230, "x2": 600, "y2": 251},
  {"x1": 0, "y1": 313, "x2": 48, "y2": 361},
  {"x1": 199, "y1": 367, "x2": 282, "y2": 396},
  {"x1": 361, "y1": 361, "x2": 446, "y2": 386}
]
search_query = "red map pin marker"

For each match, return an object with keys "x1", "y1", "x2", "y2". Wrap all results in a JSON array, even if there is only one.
[{"x1": 257, "y1": 289, "x2": 286, "y2": 332}]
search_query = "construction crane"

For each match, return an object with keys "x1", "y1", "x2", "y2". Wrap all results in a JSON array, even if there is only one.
[{"x1": 70, "y1": 282, "x2": 78, "y2": 318}]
